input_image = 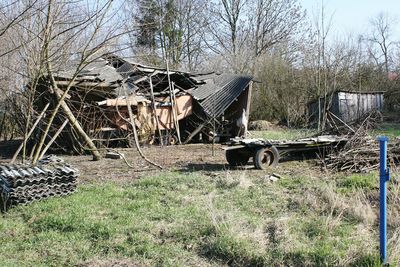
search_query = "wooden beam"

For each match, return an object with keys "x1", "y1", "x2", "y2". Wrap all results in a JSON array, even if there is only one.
[
  {"x1": 38, "y1": 119, "x2": 69, "y2": 160},
  {"x1": 10, "y1": 103, "x2": 50, "y2": 163},
  {"x1": 171, "y1": 82, "x2": 181, "y2": 144},
  {"x1": 183, "y1": 118, "x2": 212, "y2": 144},
  {"x1": 328, "y1": 111, "x2": 355, "y2": 133},
  {"x1": 149, "y1": 76, "x2": 163, "y2": 146}
]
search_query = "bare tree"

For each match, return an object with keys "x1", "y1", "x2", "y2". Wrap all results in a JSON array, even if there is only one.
[
  {"x1": 250, "y1": 0, "x2": 304, "y2": 57},
  {"x1": 206, "y1": 0, "x2": 304, "y2": 73},
  {"x1": 366, "y1": 12, "x2": 397, "y2": 75},
  {"x1": 126, "y1": 0, "x2": 209, "y2": 70},
  {"x1": 309, "y1": 0, "x2": 334, "y2": 131},
  {"x1": 0, "y1": 0, "x2": 131, "y2": 162}
]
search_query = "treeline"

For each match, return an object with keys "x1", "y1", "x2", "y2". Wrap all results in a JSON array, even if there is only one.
[
  {"x1": 126, "y1": 1, "x2": 400, "y2": 126},
  {"x1": 0, "y1": 0, "x2": 399, "y2": 143}
]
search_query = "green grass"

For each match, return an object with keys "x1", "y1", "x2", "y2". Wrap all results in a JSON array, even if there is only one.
[
  {"x1": 372, "y1": 123, "x2": 400, "y2": 138},
  {"x1": 337, "y1": 172, "x2": 377, "y2": 193},
  {"x1": 0, "y1": 169, "x2": 386, "y2": 266},
  {"x1": 250, "y1": 128, "x2": 318, "y2": 140},
  {"x1": 251, "y1": 123, "x2": 400, "y2": 141}
]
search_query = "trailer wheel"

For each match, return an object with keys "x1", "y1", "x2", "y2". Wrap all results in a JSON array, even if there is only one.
[
  {"x1": 226, "y1": 149, "x2": 250, "y2": 167},
  {"x1": 253, "y1": 146, "x2": 280, "y2": 170},
  {"x1": 167, "y1": 135, "x2": 178, "y2": 145}
]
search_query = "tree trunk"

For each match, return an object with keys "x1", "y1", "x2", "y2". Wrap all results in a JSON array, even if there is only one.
[{"x1": 54, "y1": 89, "x2": 101, "y2": 161}]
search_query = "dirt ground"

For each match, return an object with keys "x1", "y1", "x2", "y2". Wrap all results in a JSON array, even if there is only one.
[
  {"x1": 0, "y1": 140, "x2": 322, "y2": 184},
  {"x1": 65, "y1": 144, "x2": 229, "y2": 184}
]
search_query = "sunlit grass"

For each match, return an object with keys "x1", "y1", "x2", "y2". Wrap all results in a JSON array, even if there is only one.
[
  {"x1": 0, "y1": 168, "x2": 386, "y2": 266},
  {"x1": 372, "y1": 123, "x2": 400, "y2": 138}
]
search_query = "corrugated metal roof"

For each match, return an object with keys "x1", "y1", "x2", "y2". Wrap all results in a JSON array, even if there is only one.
[
  {"x1": 198, "y1": 75, "x2": 253, "y2": 116},
  {"x1": 53, "y1": 59, "x2": 123, "y2": 84},
  {"x1": 335, "y1": 90, "x2": 385, "y2": 94},
  {"x1": 191, "y1": 74, "x2": 240, "y2": 100},
  {"x1": 189, "y1": 73, "x2": 219, "y2": 83}
]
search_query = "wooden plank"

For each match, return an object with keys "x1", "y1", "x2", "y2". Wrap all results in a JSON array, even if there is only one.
[
  {"x1": 149, "y1": 76, "x2": 163, "y2": 146},
  {"x1": 38, "y1": 119, "x2": 69, "y2": 160},
  {"x1": 183, "y1": 119, "x2": 212, "y2": 144}
]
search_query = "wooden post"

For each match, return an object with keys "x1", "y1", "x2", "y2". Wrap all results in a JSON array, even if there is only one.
[
  {"x1": 149, "y1": 76, "x2": 163, "y2": 146},
  {"x1": 171, "y1": 82, "x2": 181, "y2": 144},
  {"x1": 246, "y1": 82, "x2": 252, "y2": 118},
  {"x1": 0, "y1": 111, "x2": 6, "y2": 140},
  {"x1": 160, "y1": 32, "x2": 181, "y2": 145},
  {"x1": 10, "y1": 103, "x2": 50, "y2": 163},
  {"x1": 38, "y1": 119, "x2": 68, "y2": 160}
]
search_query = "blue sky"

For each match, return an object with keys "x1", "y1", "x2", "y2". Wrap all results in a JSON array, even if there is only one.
[{"x1": 299, "y1": 0, "x2": 400, "y2": 40}]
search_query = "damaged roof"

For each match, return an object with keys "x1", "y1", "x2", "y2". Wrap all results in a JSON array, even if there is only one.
[
  {"x1": 196, "y1": 74, "x2": 253, "y2": 116},
  {"x1": 49, "y1": 55, "x2": 253, "y2": 117},
  {"x1": 191, "y1": 74, "x2": 241, "y2": 100},
  {"x1": 52, "y1": 59, "x2": 123, "y2": 87}
]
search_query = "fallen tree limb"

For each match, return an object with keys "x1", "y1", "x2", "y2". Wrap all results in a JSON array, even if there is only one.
[{"x1": 123, "y1": 87, "x2": 163, "y2": 170}]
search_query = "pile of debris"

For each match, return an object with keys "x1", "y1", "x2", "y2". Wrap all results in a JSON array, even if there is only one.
[
  {"x1": 31, "y1": 54, "x2": 254, "y2": 153},
  {"x1": 322, "y1": 126, "x2": 399, "y2": 173},
  {"x1": 0, "y1": 157, "x2": 78, "y2": 211}
]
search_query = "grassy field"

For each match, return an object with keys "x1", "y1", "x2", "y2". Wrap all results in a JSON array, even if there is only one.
[
  {"x1": 373, "y1": 123, "x2": 400, "y2": 138},
  {"x1": 1, "y1": 124, "x2": 400, "y2": 266},
  {"x1": 1, "y1": 169, "x2": 391, "y2": 266}
]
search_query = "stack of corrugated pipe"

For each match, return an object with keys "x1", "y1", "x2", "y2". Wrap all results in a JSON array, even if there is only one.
[{"x1": 0, "y1": 156, "x2": 78, "y2": 211}]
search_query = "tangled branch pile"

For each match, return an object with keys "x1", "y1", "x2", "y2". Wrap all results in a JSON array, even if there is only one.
[
  {"x1": 323, "y1": 112, "x2": 399, "y2": 173},
  {"x1": 324, "y1": 135, "x2": 399, "y2": 173}
]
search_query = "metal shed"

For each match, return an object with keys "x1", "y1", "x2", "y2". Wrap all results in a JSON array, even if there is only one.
[{"x1": 308, "y1": 90, "x2": 385, "y2": 124}]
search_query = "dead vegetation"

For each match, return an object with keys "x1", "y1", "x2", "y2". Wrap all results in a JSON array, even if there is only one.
[
  {"x1": 322, "y1": 112, "x2": 400, "y2": 173},
  {"x1": 248, "y1": 120, "x2": 282, "y2": 131},
  {"x1": 323, "y1": 132, "x2": 400, "y2": 173}
]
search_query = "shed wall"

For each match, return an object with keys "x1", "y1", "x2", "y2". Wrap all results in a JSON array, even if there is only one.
[{"x1": 338, "y1": 92, "x2": 384, "y2": 122}]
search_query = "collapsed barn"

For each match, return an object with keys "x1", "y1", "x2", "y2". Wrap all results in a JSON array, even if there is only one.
[{"x1": 33, "y1": 54, "x2": 253, "y2": 153}]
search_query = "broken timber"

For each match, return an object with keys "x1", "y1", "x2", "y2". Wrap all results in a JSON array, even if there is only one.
[
  {"x1": 149, "y1": 76, "x2": 163, "y2": 146},
  {"x1": 32, "y1": 54, "x2": 254, "y2": 152}
]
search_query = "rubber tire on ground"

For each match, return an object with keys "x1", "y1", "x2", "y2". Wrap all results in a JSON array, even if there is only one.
[
  {"x1": 226, "y1": 149, "x2": 250, "y2": 167},
  {"x1": 253, "y1": 146, "x2": 280, "y2": 170},
  {"x1": 167, "y1": 135, "x2": 178, "y2": 145}
]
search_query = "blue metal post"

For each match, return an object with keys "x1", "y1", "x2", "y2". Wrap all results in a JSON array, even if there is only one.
[{"x1": 378, "y1": 136, "x2": 390, "y2": 264}]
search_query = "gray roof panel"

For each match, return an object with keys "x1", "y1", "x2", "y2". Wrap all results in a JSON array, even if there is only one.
[
  {"x1": 198, "y1": 75, "x2": 253, "y2": 116},
  {"x1": 191, "y1": 74, "x2": 240, "y2": 100},
  {"x1": 53, "y1": 59, "x2": 123, "y2": 84}
]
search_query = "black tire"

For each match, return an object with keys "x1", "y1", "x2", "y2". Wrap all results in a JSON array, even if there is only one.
[
  {"x1": 253, "y1": 146, "x2": 280, "y2": 170},
  {"x1": 226, "y1": 149, "x2": 250, "y2": 167},
  {"x1": 167, "y1": 135, "x2": 178, "y2": 145}
]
